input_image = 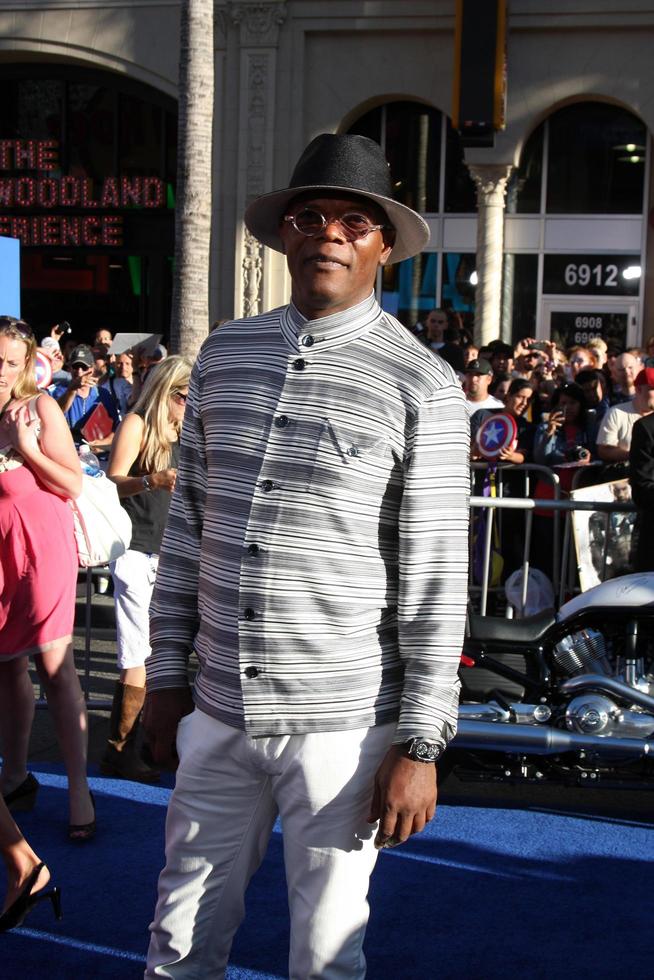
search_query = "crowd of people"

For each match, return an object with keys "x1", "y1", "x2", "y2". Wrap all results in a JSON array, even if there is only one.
[{"x1": 412, "y1": 309, "x2": 654, "y2": 582}]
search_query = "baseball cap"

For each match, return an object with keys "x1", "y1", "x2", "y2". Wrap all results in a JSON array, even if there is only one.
[
  {"x1": 634, "y1": 366, "x2": 654, "y2": 388},
  {"x1": 465, "y1": 357, "x2": 492, "y2": 375},
  {"x1": 69, "y1": 344, "x2": 94, "y2": 369}
]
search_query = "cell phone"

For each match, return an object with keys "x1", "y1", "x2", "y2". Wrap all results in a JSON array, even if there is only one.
[
  {"x1": 55, "y1": 320, "x2": 72, "y2": 335},
  {"x1": 529, "y1": 342, "x2": 548, "y2": 352}
]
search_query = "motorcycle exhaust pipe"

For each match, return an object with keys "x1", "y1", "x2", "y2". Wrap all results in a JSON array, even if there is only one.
[
  {"x1": 452, "y1": 719, "x2": 653, "y2": 757},
  {"x1": 559, "y1": 674, "x2": 654, "y2": 713}
]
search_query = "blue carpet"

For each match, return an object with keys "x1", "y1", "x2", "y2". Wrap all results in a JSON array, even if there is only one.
[{"x1": 1, "y1": 764, "x2": 651, "y2": 979}]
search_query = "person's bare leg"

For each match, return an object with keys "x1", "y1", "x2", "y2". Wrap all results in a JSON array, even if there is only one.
[
  {"x1": 34, "y1": 640, "x2": 93, "y2": 827},
  {"x1": 0, "y1": 657, "x2": 35, "y2": 796},
  {"x1": 0, "y1": 795, "x2": 49, "y2": 914}
]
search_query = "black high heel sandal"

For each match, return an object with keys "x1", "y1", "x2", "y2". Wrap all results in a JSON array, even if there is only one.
[
  {"x1": 2, "y1": 773, "x2": 39, "y2": 813},
  {"x1": 68, "y1": 790, "x2": 96, "y2": 843},
  {"x1": 0, "y1": 862, "x2": 62, "y2": 933}
]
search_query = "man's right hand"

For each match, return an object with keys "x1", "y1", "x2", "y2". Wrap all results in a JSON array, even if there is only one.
[
  {"x1": 142, "y1": 686, "x2": 194, "y2": 769},
  {"x1": 70, "y1": 369, "x2": 94, "y2": 391}
]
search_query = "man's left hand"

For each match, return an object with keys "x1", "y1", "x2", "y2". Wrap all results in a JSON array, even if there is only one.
[{"x1": 367, "y1": 745, "x2": 437, "y2": 848}]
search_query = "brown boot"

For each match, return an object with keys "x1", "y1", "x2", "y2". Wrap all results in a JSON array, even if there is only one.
[{"x1": 100, "y1": 682, "x2": 160, "y2": 783}]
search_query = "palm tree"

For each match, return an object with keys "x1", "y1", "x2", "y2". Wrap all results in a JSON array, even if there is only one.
[{"x1": 169, "y1": 0, "x2": 214, "y2": 356}]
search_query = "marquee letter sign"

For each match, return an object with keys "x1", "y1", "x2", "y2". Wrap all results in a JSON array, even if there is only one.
[{"x1": 0, "y1": 139, "x2": 168, "y2": 248}]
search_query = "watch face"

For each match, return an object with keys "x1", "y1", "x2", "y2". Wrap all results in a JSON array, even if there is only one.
[{"x1": 408, "y1": 738, "x2": 440, "y2": 762}]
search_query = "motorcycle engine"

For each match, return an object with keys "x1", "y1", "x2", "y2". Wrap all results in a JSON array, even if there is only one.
[
  {"x1": 552, "y1": 628, "x2": 611, "y2": 676},
  {"x1": 565, "y1": 693, "x2": 654, "y2": 738}
]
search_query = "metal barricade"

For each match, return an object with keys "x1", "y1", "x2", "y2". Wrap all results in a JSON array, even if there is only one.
[
  {"x1": 469, "y1": 463, "x2": 562, "y2": 614},
  {"x1": 59, "y1": 465, "x2": 637, "y2": 703},
  {"x1": 470, "y1": 494, "x2": 637, "y2": 615}
]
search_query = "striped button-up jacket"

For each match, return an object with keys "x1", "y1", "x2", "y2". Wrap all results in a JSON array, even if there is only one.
[{"x1": 147, "y1": 293, "x2": 470, "y2": 749}]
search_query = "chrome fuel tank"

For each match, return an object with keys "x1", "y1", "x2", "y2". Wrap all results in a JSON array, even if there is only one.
[{"x1": 558, "y1": 573, "x2": 654, "y2": 621}]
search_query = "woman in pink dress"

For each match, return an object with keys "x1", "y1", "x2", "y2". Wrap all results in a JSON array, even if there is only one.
[{"x1": 0, "y1": 316, "x2": 95, "y2": 841}]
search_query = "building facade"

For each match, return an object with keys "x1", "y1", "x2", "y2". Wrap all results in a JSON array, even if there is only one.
[{"x1": 1, "y1": 0, "x2": 653, "y2": 349}]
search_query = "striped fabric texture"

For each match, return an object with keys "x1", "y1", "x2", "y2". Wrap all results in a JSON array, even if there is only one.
[{"x1": 147, "y1": 292, "x2": 470, "y2": 748}]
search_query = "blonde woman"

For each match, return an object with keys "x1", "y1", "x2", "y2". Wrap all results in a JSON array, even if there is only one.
[
  {"x1": 0, "y1": 316, "x2": 95, "y2": 842},
  {"x1": 101, "y1": 355, "x2": 192, "y2": 782},
  {"x1": 588, "y1": 337, "x2": 608, "y2": 369}
]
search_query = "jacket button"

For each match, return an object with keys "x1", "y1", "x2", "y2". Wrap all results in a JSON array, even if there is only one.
[
  {"x1": 293, "y1": 358, "x2": 306, "y2": 371},
  {"x1": 301, "y1": 335, "x2": 314, "y2": 347},
  {"x1": 243, "y1": 607, "x2": 255, "y2": 620},
  {"x1": 275, "y1": 415, "x2": 290, "y2": 428},
  {"x1": 244, "y1": 666, "x2": 259, "y2": 678},
  {"x1": 260, "y1": 480, "x2": 274, "y2": 492},
  {"x1": 247, "y1": 543, "x2": 260, "y2": 556},
  {"x1": 347, "y1": 446, "x2": 359, "y2": 457}
]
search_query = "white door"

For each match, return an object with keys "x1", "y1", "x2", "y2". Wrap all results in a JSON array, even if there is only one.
[{"x1": 539, "y1": 296, "x2": 639, "y2": 350}]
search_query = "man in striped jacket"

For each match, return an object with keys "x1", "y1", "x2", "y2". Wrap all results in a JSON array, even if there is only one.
[{"x1": 144, "y1": 134, "x2": 470, "y2": 979}]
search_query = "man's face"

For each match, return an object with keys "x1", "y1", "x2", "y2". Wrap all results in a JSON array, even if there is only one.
[
  {"x1": 116, "y1": 354, "x2": 133, "y2": 379},
  {"x1": 425, "y1": 310, "x2": 448, "y2": 342},
  {"x1": 464, "y1": 371, "x2": 491, "y2": 399},
  {"x1": 618, "y1": 353, "x2": 640, "y2": 387},
  {"x1": 95, "y1": 329, "x2": 112, "y2": 346},
  {"x1": 491, "y1": 352, "x2": 513, "y2": 374},
  {"x1": 278, "y1": 195, "x2": 393, "y2": 319},
  {"x1": 71, "y1": 362, "x2": 94, "y2": 385},
  {"x1": 521, "y1": 350, "x2": 545, "y2": 372}
]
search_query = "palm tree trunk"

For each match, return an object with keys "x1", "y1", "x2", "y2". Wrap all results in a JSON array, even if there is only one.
[{"x1": 170, "y1": 0, "x2": 214, "y2": 356}]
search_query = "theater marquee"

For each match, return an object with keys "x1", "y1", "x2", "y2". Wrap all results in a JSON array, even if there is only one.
[{"x1": 0, "y1": 139, "x2": 167, "y2": 247}]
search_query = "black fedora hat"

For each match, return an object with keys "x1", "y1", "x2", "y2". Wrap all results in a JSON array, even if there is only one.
[{"x1": 244, "y1": 134, "x2": 429, "y2": 264}]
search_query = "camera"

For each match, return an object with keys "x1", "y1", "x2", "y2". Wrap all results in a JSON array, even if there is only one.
[
  {"x1": 55, "y1": 320, "x2": 72, "y2": 335},
  {"x1": 565, "y1": 445, "x2": 590, "y2": 463}
]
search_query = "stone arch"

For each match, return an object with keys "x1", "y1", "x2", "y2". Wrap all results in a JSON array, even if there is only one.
[
  {"x1": 512, "y1": 94, "x2": 647, "y2": 169},
  {"x1": 0, "y1": 41, "x2": 177, "y2": 100}
]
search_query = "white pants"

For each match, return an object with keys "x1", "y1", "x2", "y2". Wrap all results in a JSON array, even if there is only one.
[
  {"x1": 145, "y1": 710, "x2": 395, "y2": 979},
  {"x1": 110, "y1": 549, "x2": 159, "y2": 669}
]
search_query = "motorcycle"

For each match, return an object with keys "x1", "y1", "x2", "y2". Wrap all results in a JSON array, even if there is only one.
[{"x1": 450, "y1": 572, "x2": 654, "y2": 788}]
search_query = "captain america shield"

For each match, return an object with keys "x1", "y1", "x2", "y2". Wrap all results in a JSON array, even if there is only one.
[
  {"x1": 476, "y1": 412, "x2": 518, "y2": 460},
  {"x1": 35, "y1": 350, "x2": 53, "y2": 389}
]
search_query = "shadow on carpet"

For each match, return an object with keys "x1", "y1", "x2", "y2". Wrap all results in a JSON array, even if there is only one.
[{"x1": 1, "y1": 763, "x2": 652, "y2": 979}]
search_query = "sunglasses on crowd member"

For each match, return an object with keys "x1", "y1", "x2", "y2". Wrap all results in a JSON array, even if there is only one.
[
  {"x1": 0, "y1": 316, "x2": 34, "y2": 340},
  {"x1": 282, "y1": 208, "x2": 391, "y2": 242}
]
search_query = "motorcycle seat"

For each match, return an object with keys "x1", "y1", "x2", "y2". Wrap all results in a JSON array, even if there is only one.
[{"x1": 467, "y1": 609, "x2": 556, "y2": 644}]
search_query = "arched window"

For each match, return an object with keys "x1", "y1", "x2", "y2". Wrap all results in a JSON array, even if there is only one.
[
  {"x1": 503, "y1": 102, "x2": 647, "y2": 346},
  {"x1": 346, "y1": 100, "x2": 476, "y2": 330},
  {"x1": 0, "y1": 64, "x2": 176, "y2": 340},
  {"x1": 507, "y1": 102, "x2": 646, "y2": 215}
]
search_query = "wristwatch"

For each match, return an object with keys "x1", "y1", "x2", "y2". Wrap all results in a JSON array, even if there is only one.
[
  {"x1": 142, "y1": 474, "x2": 153, "y2": 492},
  {"x1": 402, "y1": 737, "x2": 443, "y2": 764}
]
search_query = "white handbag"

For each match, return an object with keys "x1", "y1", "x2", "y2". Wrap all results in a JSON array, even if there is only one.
[
  {"x1": 68, "y1": 473, "x2": 133, "y2": 567},
  {"x1": 23, "y1": 395, "x2": 132, "y2": 568}
]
